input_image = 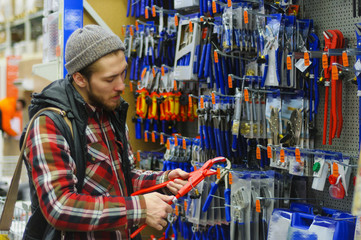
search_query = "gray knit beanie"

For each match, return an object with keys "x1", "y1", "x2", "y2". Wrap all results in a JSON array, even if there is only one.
[{"x1": 65, "y1": 24, "x2": 125, "y2": 75}]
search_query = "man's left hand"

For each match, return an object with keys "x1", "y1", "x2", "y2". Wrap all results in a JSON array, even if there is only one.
[{"x1": 166, "y1": 169, "x2": 189, "y2": 195}]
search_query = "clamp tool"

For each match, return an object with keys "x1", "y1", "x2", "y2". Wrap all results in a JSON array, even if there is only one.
[
  {"x1": 231, "y1": 187, "x2": 249, "y2": 240},
  {"x1": 130, "y1": 157, "x2": 229, "y2": 238}
]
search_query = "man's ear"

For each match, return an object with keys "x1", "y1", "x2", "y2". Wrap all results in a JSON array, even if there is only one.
[{"x1": 72, "y1": 72, "x2": 88, "y2": 88}]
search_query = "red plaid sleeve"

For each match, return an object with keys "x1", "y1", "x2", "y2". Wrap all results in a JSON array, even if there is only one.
[{"x1": 24, "y1": 116, "x2": 146, "y2": 232}]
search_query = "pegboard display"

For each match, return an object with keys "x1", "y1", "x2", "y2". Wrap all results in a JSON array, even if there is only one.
[{"x1": 304, "y1": 0, "x2": 361, "y2": 212}]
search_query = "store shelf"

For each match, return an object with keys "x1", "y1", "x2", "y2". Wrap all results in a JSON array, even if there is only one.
[{"x1": 32, "y1": 60, "x2": 60, "y2": 81}]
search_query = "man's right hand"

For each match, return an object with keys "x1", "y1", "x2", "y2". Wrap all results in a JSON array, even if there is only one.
[{"x1": 143, "y1": 192, "x2": 174, "y2": 231}]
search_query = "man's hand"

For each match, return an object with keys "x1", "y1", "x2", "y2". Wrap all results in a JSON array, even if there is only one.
[
  {"x1": 144, "y1": 192, "x2": 174, "y2": 231},
  {"x1": 166, "y1": 169, "x2": 189, "y2": 195}
]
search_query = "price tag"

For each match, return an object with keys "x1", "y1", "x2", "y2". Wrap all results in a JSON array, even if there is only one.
[
  {"x1": 56, "y1": 45, "x2": 61, "y2": 57},
  {"x1": 151, "y1": 132, "x2": 156, "y2": 143},
  {"x1": 333, "y1": 162, "x2": 339, "y2": 177},
  {"x1": 256, "y1": 199, "x2": 261, "y2": 213},
  {"x1": 184, "y1": 200, "x2": 188, "y2": 212},
  {"x1": 244, "y1": 89, "x2": 249, "y2": 102},
  {"x1": 152, "y1": 6, "x2": 156, "y2": 17},
  {"x1": 129, "y1": 26, "x2": 134, "y2": 36},
  {"x1": 212, "y1": 1, "x2": 217, "y2": 13},
  {"x1": 214, "y1": 50, "x2": 219, "y2": 63},
  {"x1": 227, "y1": 0, "x2": 232, "y2": 7},
  {"x1": 137, "y1": 151, "x2": 141, "y2": 163},
  {"x1": 135, "y1": 20, "x2": 139, "y2": 31},
  {"x1": 175, "y1": 205, "x2": 179, "y2": 216},
  {"x1": 332, "y1": 65, "x2": 339, "y2": 80},
  {"x1": 174, "y1": 135, "x2": 178, "y2": 146},
  {"x1": 166, "y1": 139, "x2": 170, "y2": 150},
  {"x1": 342, "y1": 51, "x2": 349, "y2": 67},
  {"x1": 152, "y1": 67, "x2": 156, "y2": 78},
  {"x1": 200, "y1": 96, "x2": 204, "y2": 109},
  {"x1": 228, "y1": 75, "x2": 233, "y2": 88},
  {"x1": 174, "y1": 80, "x2": 178, "y2": 91},
  {"x1": 129, "y1": 81, "x2": 133, "y2": 92},
  {"x1": 229, "y1": 172, "x2": 233, "y2": 185},
  {"x1": 189, "y1": 21, "x2": 193, "y2": 33},
  {"x1": 295, "y1": 148, "x2": 301, "y2": 162},
  {"x1": 141, "y1": 68, "x2": 147, "y2": 80},
  {"x1": 212, "y1": 92, "x2": 216, "y2": 105},
  {"x1": 256, "y1": 146, "x2": 261, "y2": 160},
  {"x1": 322, "y1": 53, "x2": 328, "y2": 69},
  {"x1": 144, "y1": 132, "x2": 148, "y2": 142},
  {"x1": 175, "y1": 14, "x2": 179, "y2": 27},
  {"x1": 217, "y1": 168, "x2": 221, "y2": 179},
  {"x1": 267, "y1": 146, "x2": 272, "y2": 159},
  {"x1": 286, "y1": 55, "x2": 292, "y2": 70},
  {"x1": 188, "y1": 95, "x2": 193, "y2": 109},
  {"x1": 304, "y1": 52, "x2": 310, "y2": 66},
  {"x1": 280, "y1": 149, "x2": 285, "y2": 163},
  {"x1": 121, "y1": 26, "x2": 125, "y2": 36},
  {"x1": 160, "y1": 133, "x2": 164, "y2": 145},
  {"x1": 182, "y1": 138, "x2": 187, "y2": 150},
  {"x1": 161, "y1": 66, "x2": 165, "y2": 76},
  {"x1": 145, "y1": 8, "x2": 149, "y2": 19},
  {"x1": 244, "y1": 10, "x2": 249, "y2": 24}
]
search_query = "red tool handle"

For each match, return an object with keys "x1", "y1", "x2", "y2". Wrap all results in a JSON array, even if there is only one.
[
  {"x1": 131, "y1": 224, "x2": 147, "y2": 239},
  {"x1": 323, "y1": 83, "x2": 329, "y2": 145},
  {"x1": 336, "y1": 80, "x2": 343, "y2": 138}
]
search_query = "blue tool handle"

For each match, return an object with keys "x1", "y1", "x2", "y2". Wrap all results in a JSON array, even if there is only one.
[
  {"x1": 214, "y1": 61, "x2": 220, "y2": 91},
  {"x1": 200, "y1": 124, "x2": 205, "y2": 150},
  {"x1": 261, "y1": 55, "x2": 269, "y2": 87},
  {"x1": 135, "y1": 118, "x2": 142, "y2": 139},
  {"x1": 200, "y1": 0, "x2": 204, "y2": 15},
  {"x1": 130, "y1": 59, "x2": 135, "y2": 80},
  {"x1": 225, "y1": 188, "x2": 231, "y2": 222},
  {"x1": 232, "y1": 134, "x2": 238, "y2": 152},
  {"x1": 141, "y1": 0, "x2": 145, "y2": 16},
  {"x1": 127, "y1": 0, "x2": 131, "y2": 17},
  {"x1": 153, "y1": 121, "x2": 159, "y2": 139},
  {"x1": 135, "y1": 56, "x2": 140, "y2": 80},
  {"x1": 194, "y1": 45, "x2": 200, "y2": 74},
  {"x1": 135, "y1": 0, "x2": 140, "y2": 18},
  {"x1": 219, "y1": 129, "x2": 225, "y2": 157},
  {"x1": 162, "y1": 160, "x2": 167, "y2": 171},
  {"x1": 203, "y1": 125, "x2": 210, "y2": 149},
  {"x1": 204, "y1": 44, "x2": 212, "y2": 78},
  {"x1": 208, "y1": 56, "x2": 214, "y2": 89},
  {"x1": 144, "y1": 118, "x2": 150, "y2": 131},
  {"x1": 208, "y1": 125, "x2": 216, "y2": 150},
  {"x1": 165, "y1": 221, "x2": 171, "y2": 238},
  {"x1": 225, "y1": 130, "x2": 231, "y2": 158},
  {"x1": 131, "y1": 0, "x2": 135, "y2": 16},
  {"x1": 208, "y1": 0, "x2": 213, "y2": 16},
  {"x1": 217, "y1": 60, "x2": 225, "y2": 94},
  {"x1": 202, "y1": 182, "x2": 218, "y2": 212},
  {"x1": 275, "y1": 48, "x2": 281, "y2": 84},
  {"x1": 198, "y1": 45, "x2": 207, "y2": 78},
  {"x1": 214, "y1": 127, "x2": 220, "y2": 156},
  {"x1": 185, "y1": 53, "x2": 191, "y2": 66}
]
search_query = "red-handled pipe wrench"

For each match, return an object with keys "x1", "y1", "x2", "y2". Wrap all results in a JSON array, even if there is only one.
[
  {"x1": 322, "y1": 30, "x2": 338, "y2": 145},
  {"x1": 130, "y1": 156, "x2": 231, "y2": 238}
]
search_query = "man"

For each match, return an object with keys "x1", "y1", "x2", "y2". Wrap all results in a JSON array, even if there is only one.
[
  {"x1": 0, "y1": 97, "x2": 25, "y2": 136},
  {"x1": 22, "y1": 25, "x2": 189, "y2": 239}
]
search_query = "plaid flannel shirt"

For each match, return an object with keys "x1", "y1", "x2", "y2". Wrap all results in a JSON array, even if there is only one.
[{"x1": 25, "y1": 104, "x2": 169, "y2": 239}]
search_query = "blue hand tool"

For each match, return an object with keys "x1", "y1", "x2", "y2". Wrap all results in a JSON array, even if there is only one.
[
  {"x1": 308, "y1": 32, "x2": 320, "y2": 122},
  {"x1": 202, "y1": 159, "x2": 231, "y2": 213}
]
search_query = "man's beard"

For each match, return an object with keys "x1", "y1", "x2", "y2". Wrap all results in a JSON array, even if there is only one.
[{"x1": 88, "y1": 85, "x2": 121, "y2": 111}]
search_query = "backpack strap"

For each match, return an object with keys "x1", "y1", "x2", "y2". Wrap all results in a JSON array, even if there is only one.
[{"x1": 0, "y1": 107, "x2": 71, "y2": 232}]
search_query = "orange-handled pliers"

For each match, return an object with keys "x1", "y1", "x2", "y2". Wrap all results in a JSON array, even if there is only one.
[{"x1": 130, "y1": 156, "x2": 228, "y2": 238}]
